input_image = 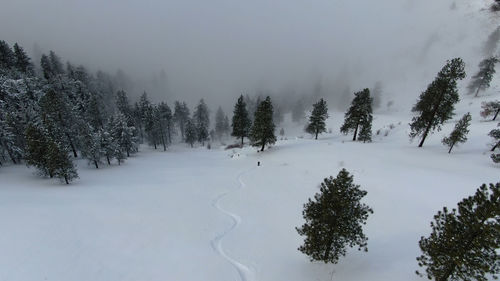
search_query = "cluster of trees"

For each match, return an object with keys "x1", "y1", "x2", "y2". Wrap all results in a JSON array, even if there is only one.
[{"x1": 296, "y1": 170, "x2": 499, "y2": 281}]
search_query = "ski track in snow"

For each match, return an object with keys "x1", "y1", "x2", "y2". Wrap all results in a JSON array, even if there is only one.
[{"x1": 211, "y1": 168, "x2": 256, "y2": 281}]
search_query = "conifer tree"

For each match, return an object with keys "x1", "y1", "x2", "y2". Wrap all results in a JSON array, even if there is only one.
[
  {"x1": 340, "y1": 88, "x2": 373, "y2": 142},
  {"x1": 483, "y1": 27, "x2": 500, "y2": 56},
  {"x1": 25, "y1": 124, "x2": 53, "y2": 177},
  {"x1": 467, "y1": 57, "x2": 499, "y2": 97},
  {"x1": 110, "y1": 113, "x2": 137, "y2": 157},
  {"x1": 79, "y1": 126, "x2": 103, "y2": 169},
  {"x1": 46, "y1": 139, "x2": 78, "y2": 184},
  {"x1": 292, "y1": 98, "x2": 307, "y2": 123},
  {"x1": 305, "y1": 98, "x2": 329, "y2": 139},
  {"x1": 480, "y1": 101, "x2": 500, "y2": 121},
  {"x1": 40, "y1": 54, "x2": 53, "y2": 80},
  {"x1": 222, "y1": 115, "x2": 230, "y2": 137},
  {"x1": 157, "y1": 101, "x2": 173, "y2": 146},
  {"x1": 416, "y1": 182, "x2": 500, "y2": 281},
  {"x1": 12, "y1": 43, "x2": 33, "y2": 74},
  {"x1": 250, "y1": 96, "x2": 276, "y2": 151},
  {"x1": 0, "y1": 40, "x2": 15, "y2": 69},
  {"x1": 115, "y1": 90, "x2": 133, "y2": 121},
  {"x1": 174, "y1": 101, "x2": 190, "y2": 141},
  {"x1": 442, "y1": 113, "x2": 472, "y2": 153},
  {"x1": 185, "y1": 118, "x2": 197, "y2": 148},
  {"x1": 409, "y1": 58, "x2": 466, "y2": 147},
  {"x1": 0, "y1": 118, "x2": 21, "y2": 164},
  {"x1": 489, "y1": 125, "x2": 500, "y2": 152},
  {"x1": 232, "y1": 95, "x2": 252, "y2": 146},
  {"x1": 49, "y1": 51, "x2": 64, "y2": 75},
  {"x1": 99, "y1": 127, "x2": 116, "y2": 165},
  {"x1": 194, "y1": 99, "x2": 210, "y2": 145},
  {"x1": 296, "y1": 169, "x2": 373, "y2": 264},
  {"x1": 215, "y1": 106, "x2": 226, "y2": 140}
]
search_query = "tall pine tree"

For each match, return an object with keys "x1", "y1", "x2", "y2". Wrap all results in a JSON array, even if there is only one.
[
  {"x1": 250, "y1": 96, "x2": 276, "y2": 151},
  {"x1": 409, "y1": 58, "x2": 466, "y2": 147},
  {"x1": 467, "y1": 57, "x2": 499, "y2": 97},
  {"x1": 232, "y1": 95, "x2": 252, "y2": 146},
  {"x1": 194, "y1": 99, "x2": 210, "y2": 145},
  {"x1": 305, "y1": 98, "x2": 329, "y2": 139},
  {"x1": 340, "y1": 88, "x2": 373, "y2": 142}
]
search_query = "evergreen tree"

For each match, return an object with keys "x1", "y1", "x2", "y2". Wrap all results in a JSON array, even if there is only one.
[
  {"x1": 340, "y1": 88, "x2": 373, "y2": 142},
  {"x1": 115, "y1": 90, "x2": 133, "y2": 120},
  {"x1": 467, "y1": 57, "x2": 499, "y2": 97},
  {"x1": 296, "y1": 169, "x2": 373, "y2": 264},
  {"x1": 305, "y1": 98, "x2": 329, "y2": 139},
  {"x1": 100, "y1": 126, "x2": 116, "y2": 165},
  {"x1": 250, "y1": 96, "x2": 276, "y2": 151},
  {"x1": 174, "y1": 101, "x2": 190, "y2": 141},
  {"x1": 0, "y1": 118, "x2": 21, "y2": 164},
  {"x1": 222, "y1": 115, "x2": 230, "y2": 137},
  {"x1": 442, "y1": 113, "x2": 472, "y2": 153},
  {"x1": 215, "y1": 106, "x2": 226, "y2": 140},
  {"x1": 409, "y1": 58, "x2": 466, "y2": 147},
  {"x1": 0, "y1": 40, "x2": 15, "y2": 69},
  {"x1": 49, "y1": 50, "x2": 64, "y2": 75},
  {"x1": 480, "y1": 101, "x2": 500, "y2": 121},
  {"x1": 25, "y1": 124, "x2": 53, "y2": 177},
  {"x1": 79, "y1": 125, "x2": 103, "y2": 169},
  {"x1": 185, "y1": 118, "x2": 197, "y2": 148},
  {"x1": 483, "y1": 27, "x2": 500, "y2": 56},
  {"x1": 157, "y1": 102, "x2": 173, "y2": 147},
  {"x1": 40, "y1": 54, "x2": 53, "y2": 80},
  {"x1": 292, "y1": 97, "x2": 307, "y2": 123},
  {"x1": 416, "y1": 182, "x2": 500, "y2": 281},
  {"x1": 110, "y1": 113, "x2": 137, "y2": 157},
  {"x1": 231, "y1": 95, "x2": 252, "y2": 146},
  {"x1": 46, "y1": 139, "x2": 78, "y2": 184},
  {"x1": 12, "y1": 43, "x2": 33, "y2": 74},
  {"x1": 489, "y1": 125, "x2": 500, "y2": 152},
  {"x1": 194, "y1": 99, "x2": 210, "y2": 145}
]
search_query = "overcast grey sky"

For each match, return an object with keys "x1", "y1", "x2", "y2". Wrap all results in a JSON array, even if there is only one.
[{"x1": 0, "y1": 0, "x2": 492, "y2": 109}]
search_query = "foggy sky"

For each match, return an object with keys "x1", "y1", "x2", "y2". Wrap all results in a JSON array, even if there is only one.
[{"x1": 0, "y1": 0, "x2": 493, "y2": 110}]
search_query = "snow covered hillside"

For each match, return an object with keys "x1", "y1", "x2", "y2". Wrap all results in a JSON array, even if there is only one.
[{"x1": 0, "y1": 90, "x2": 498, "y2": 281}]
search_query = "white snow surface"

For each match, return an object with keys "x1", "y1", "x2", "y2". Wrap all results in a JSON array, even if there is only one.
[{"x1": 0, "y1": 93, "x2": 499, "y2": 281}]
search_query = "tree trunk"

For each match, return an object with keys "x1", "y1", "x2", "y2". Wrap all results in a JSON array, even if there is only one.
[
  {"x1": 448, "y1": 143, "x2": 454, "y2": 154},
  {"x1": 323, "y1": 238, "x2": 333, "y2": 261},
  {"x1": 126, "y1": 149, "x2": 130, "y2": 157},
  {"x1": 260, "y1": 139, "x2": 266, "y2": 152},
  {"x1": 106, "y1": 156, "x2": 111, "y2": 165},
  {"x1": 6, "y1": 147, "x2": 17, "y2": 164},
  {"x1": 475, "y1": 86, "x2": 481, "y2": 97},
  {"x1": 64, "y1": 175, "x2": 69, "y2": 185},
  {"x1": 161, "y1": 134, "x2": 166, "y2": 151},
  {"x1": 66, "y1": 133, "x2": 78, "y2": 158},
  {"x1": 491, "y1": 141, "x2": 499, "y2": 152},
  {"x1": 353, "y1": 123, "x2": 359, "y2": 141},
  {"x1": 315, "y1": 129, "x2": 318, "y2": 140},
  {"x1": 94, "y1": 160, "x2": 99, "y2": 169},
  {"x1": 418, "y1": 119, "x2": 435, "y2": 147},
  {"x1": 493, "y1": 109, "x2": 499, "y2": 121},
  {"x1": 241, "y1": 136, "x2": 244, "y2": 146}
]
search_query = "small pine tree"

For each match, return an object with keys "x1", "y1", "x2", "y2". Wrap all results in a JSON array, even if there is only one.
[
  {"x1": 416, "y1": 182, "x2": 500, "y2": 281},
  {"x1": 409, "y1": 58, "x2": 466, "y2": 147},
  {"x1": 480, "y1": 101, "x2": 500, "y2": 121},
  {"x1": 305, "y1": 98, "x2": 329, "y2": 140},
  {"x1": 296, "y1": 169, "x2": 373, "y2": 264},
  {"x1": 25, "y1": 124, "x2": 52, "y2": 177},
  {"x1": 185, "y1": 118, "x2": 197, "y2": 148},
  {"x1": 489, "y1": 125, "x2": 500, "y2": 152},
  {"x1": 13, "y1": 43, "x2": 33, "y2": 74},
  {"x1": 232, "y1": 95, "x2": 252, "y2": 146},
  {"x1": 250, "y1": 96, "x2": 276, "y2": 151},
  {"x1": 442, "y1": 113, "x2": 472, "y2": 153},
  {"x1": 467, "y1": 57, "x2": 499, "y2": 97},
  {"x1": 79, "y1": 126, "x2": 103, "y2": 169},
  {"x1": 194, "y1": 99, "x2": 210, "y2": 145},
  {"x1": 340, "y1": 88, "x2": 373, "y2": 142},
  {"x1": 174, "y1": 101, "x2": 190, "y2": 141}
]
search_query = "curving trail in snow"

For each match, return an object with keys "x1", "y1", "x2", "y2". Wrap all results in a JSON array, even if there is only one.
[{"x1": 211, "y1": 168, "x2": 257, "y2": 281}]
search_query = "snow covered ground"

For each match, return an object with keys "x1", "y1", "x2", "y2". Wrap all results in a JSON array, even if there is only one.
[{"x1": 0, "y1": 94, "x2": 498, "y2": 281}]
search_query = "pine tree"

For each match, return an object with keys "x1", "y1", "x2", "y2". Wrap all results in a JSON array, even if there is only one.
[
  {"x1": 185, "y1": 118, "x2": 197, "y2": 148},
  {"x1": 157, "y1": 101, "x2": 173, "y2": 146},
  {"x1": 305, "y1": 98, "x2": 329, "y2": 139},
  {"x1": 296, "y1": 169, "x2": 373, "y2": 264},
  {"x1": 292, "y1": 97, "x2": 307, "y2": 124},
  {"x1": 174, "y1": 101, "x2": 190, "y2": 141},
  {"x1": 40, "y1": 54, "x2": 53, "y2": 80},
  {"x1": 416, "y1": 182, "x2": 500, "y2": 281},
  {"x1": 250, "y1": 96, "x2": 276, "y2": 151},
  {"x1": 232, "y1": 95, "x2": 252, "y2": 146},
  {"x1": 194, "y1": 99, "x2": 210, "y2": 145},
  {"x1": 0, "y1": 118, "x2": 21, "y2": 164},
  {"x1": 111, "y1": 113, "x2": 137, "y2": 157},
  {"x1": 222, "y1": 115, "x2": 230, "y2": 137},
  {"x1": 46, "y1": 140, "x2": 78, "y2": 184},
  {"x1": 480, "y1": 101, "x2": 500, "y2": 121},
  {"x1": 467, "y1": 57, "x2": 499, "y2": 97},
  {"x1": 49, "y1": 50, "x2": 64, "y2": 75},
  {"x1": 115, "y1": 90, "x2": 133, "y2": 120},
  {"x1": 100, "y1": 126, "x2": 116, "y2": 165},
  {"x1": 483, "y1": 27, "x2": 500, "y2": 56},
  {"x1": 215, "y1": 106, "x2": 226, "y2": 140},
  {"x1": 25, "y1": 124, "x2": 53, "y2": 177},
  {"x1": 340, "y1": 88, "x2": 373, "y2": 142},
  {"x1": 13, "y1": 43, "x2": 33, "y2": 74},
  {"x1": 409, "y1": 58, "x2": 466, "y2": 147},
  {"x1": 79, "y1": 125, "x2": 103, "y2": 169},
  {"x1": 0, "y1": 40, "x2": 15, "y2": 69},
  {"x1": 442, "y1": 113, "x2": 472, "y2": 153},
  {"x1": 489, "y1": 125, "x2": 500, "y2": 152}
]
